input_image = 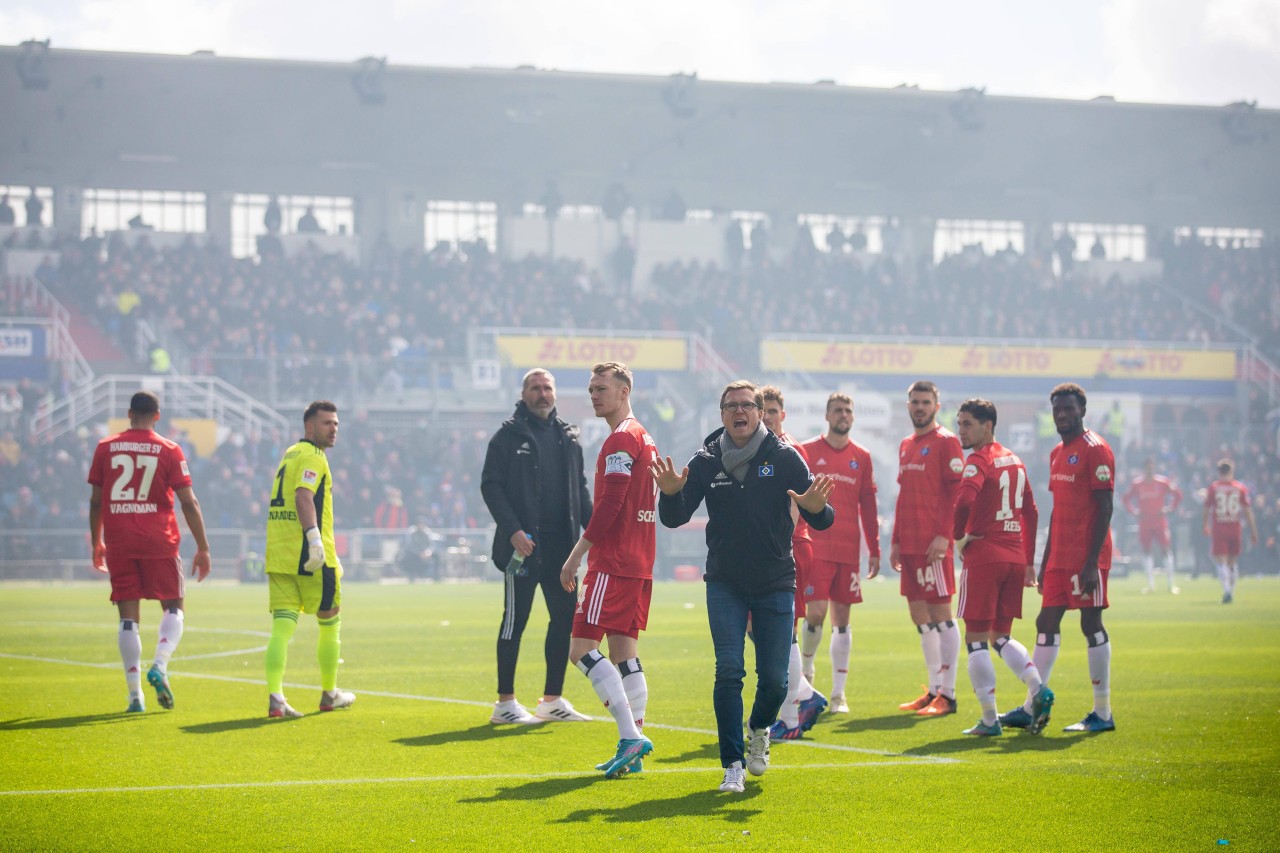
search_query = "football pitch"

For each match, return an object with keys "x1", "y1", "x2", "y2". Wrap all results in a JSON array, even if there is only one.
[{"x1": 2, "y1": 574, "x2": 1278, "y2": 851}]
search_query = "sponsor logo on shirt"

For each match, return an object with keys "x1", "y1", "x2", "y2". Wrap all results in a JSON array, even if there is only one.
[
  {"x1": 1095, "y1": 465, "x2": 1112, "y2": 482},
  {"x1": 302, "y1": 469, "x2": 319, "y2": 485},
  {"x1": 1068, "y1": 454, "x2": 1079, "y2": 464},
  {"x1": 901, "y1": 463, "x2": 926, "y2": 473},
  {"x1": 920, "y1": 447, "x2": 930, "y2": 456},
  {"x1": 758, "y1": 464, "x2": 774, "y2": 477},
  {"x1": 950, "y1": 458, "x2": 964, "y2": 474},
  {"x1": 180, "y1": 460, "x2": 190, "y2": 477},
  {"x1": 517, "y1": 442, "x2": 531, "y2": 455},
  {"x1": 849, "y1": 460, "x2": 859, "y2": 469},
  {"x1": 1052, "y1": 473, "x2": 1076, "y2": 482},
  {"x1": 814, "y1": 458, "x2": 828, "y2": 466},
  {"x1": 604, "y1": 451, "x2": 634, "y2": 476},
  {"x1": 963, "y1": 464, "x2": 979, "y2": 478}
]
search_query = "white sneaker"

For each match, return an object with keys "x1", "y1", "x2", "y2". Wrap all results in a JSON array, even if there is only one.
[
  {"x1": 489, "y1": 700, "x2": 541, "y2": 725},
  {"x1": 829, "y1": 693, "x2": 849, "y2": 714},
  {"x1": 746, "y1": 727, "x2": 770, "y2": 777},
  {"x1": 319, "y1": 689, "x2": 355, "y2": 711},
  {"x1": 534, "y1": 696, "x2": 593, "y2": 722},
  {"x1": 719, "y1": 761, "x2": 746, "y2": 793}
]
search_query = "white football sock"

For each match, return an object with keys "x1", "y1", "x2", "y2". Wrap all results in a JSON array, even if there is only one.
[
  {"x1": 1216, "y1": 561, "x2": 1231, "y2": 594},
  {"x1": 118, "y1": 619, "x2": 142, "y2": 698},
  {"x1": 995, "y1": 636, "x2": 1042, "y2": 691},
  {"x1": 800, "y1": 620, "x2": 822, "y2": 679},
  {"x1": 1087, "y1": 631, "x2": 1112, "y2": 720},
  {"x1": 966, "y1": 642, "x2": 998, "y2": 725},
  {"x1": 791, "y1": 641, "x2": 814, "y2": 701},
  {"x1": 577, "y1": 650, "x2": 640, "y2": 740},
  {"x1": 1025, "y1": 633, "x2": 1061, "y2": 711},
  {"x1": 619, "y1": 657, "x2": 648, "y2": 732},
  {"x1": 919, "y1": 623, "x2": 941, "y2": 695},
  {"x1": 153, "y1": 607, "x2": 184, "y2": 673},
  {"x1": 830, "y1": 626, "x2": 851, "y2": 697},
  {"x1": 937, "y1": 620, "x2": 960, "y2": 700},
  {"x1": 1144, "y1": 555, "x2": 1156, "y2": 589}
]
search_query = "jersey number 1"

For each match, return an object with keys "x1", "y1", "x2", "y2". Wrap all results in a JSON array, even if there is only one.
[{"x1": 270, "y1": 465, "x2": 288, "y2": 507}]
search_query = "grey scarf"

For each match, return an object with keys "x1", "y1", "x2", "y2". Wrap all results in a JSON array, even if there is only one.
[{"x1": 720, "y1": 422, "x2": 767, "y2": 482}]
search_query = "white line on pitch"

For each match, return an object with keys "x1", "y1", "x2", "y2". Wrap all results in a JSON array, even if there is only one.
[
  {"x1": 0, "y1": 762, "x2": 947, "y2": 798},
  {"x1": 7, "y1": 623, "x2": 271, "y2": 638},
  {"x1": 0, "y1": 653, "x2": 958, "y2": 764}
]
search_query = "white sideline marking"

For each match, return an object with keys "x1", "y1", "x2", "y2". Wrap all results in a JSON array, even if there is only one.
[
  {"x1": 0, "y1": 653, "x2": 959, "y2": 767},
  {"x1": 9, "y1": 623, "x2": 271, "y2": 638},
  {"x1": 0, "y1": 762, "x2": 945, "y2": 797}
]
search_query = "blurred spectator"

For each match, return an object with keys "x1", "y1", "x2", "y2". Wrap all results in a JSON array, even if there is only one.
[
  {"x1": 374, "y1": 486, "x2": 408, "y2": 529},
  {"x1": 397, "y1": 518, "x2": 442, "y2": 581},
  {"x1": 24, "y1": 189, "x2": 43, "y2": 227},
  {"x1": 297, "y1": 206, "x2": 322, "y2": 234},
  {"x1": 264, "y1": 196, "x2": 282, "y2": 234},
  {"x1": 0, "y1": 194, "x2": 14, "y2": 225}
]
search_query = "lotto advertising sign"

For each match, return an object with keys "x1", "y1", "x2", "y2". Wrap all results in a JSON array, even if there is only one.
[
  {"x1": 761, "y1": 339, "x2": 1238, "y2": 396},
  {"x1": 495, "y1": 334, "x2": 688, "y2": 371}
]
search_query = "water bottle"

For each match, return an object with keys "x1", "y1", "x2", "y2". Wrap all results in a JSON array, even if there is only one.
[{"x1": 505, "y1": 533, "x2": 533, "y2": 577}]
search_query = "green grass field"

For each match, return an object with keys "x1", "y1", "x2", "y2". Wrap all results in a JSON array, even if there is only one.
[{"x1": 2, "y1": 573, "x2": 1278, "y2": 851}]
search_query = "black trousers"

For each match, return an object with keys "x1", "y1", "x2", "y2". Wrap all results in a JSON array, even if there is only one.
[{"x1": 496, "y1": 538, "x2": 577, "y2": 697}]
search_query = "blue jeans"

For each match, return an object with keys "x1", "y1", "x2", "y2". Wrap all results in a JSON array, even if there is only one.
[{"x1": 705, "y1": 580, "x2": 794, "y2": 768}]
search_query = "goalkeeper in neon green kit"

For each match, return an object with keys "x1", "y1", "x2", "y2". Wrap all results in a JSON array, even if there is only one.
[{"x1": 264, "y1": 400, "x2": 355, "y2": 718}]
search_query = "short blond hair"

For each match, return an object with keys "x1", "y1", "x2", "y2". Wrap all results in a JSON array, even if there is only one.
[{"x1": 592, "y1": 362, "x2": 633, "y2": 390}]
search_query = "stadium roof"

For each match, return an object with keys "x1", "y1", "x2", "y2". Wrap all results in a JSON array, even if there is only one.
[{"x1": 2, "y1": 46, "x2": 1277, "y2": 229}]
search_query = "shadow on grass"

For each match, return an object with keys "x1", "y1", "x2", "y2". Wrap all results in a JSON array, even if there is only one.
[
  {"x1": 650, "y1": 740, "x2": 719, "y2": 765},
  {"x1": 833, "y1": 712, "x2": 928, "y2": 734},
  {"x1": 181, "y1": 716, "x2": 300, "y2": 734},
  {"x1": 556, "y1": 787, "x2": 764, "y2": 824},
  {"x1": 395, "y1": 722, "x2": 550, "y2": 748},
  {"x1": 459, "y1": 774, "x2": 600, "y2": 803},
  {"x1": 0, "y1": 713, "x2": 145, "y2": 731},
  {"x1": 904, "y1": 731, "x2": 1084, "y2": 756}
]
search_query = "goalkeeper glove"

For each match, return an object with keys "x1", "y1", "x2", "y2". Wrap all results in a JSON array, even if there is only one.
[{"x1": 304, "y1": 526, "x2": 326, "y2": 572}]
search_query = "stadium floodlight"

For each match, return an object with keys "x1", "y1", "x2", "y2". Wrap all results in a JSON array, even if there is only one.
[
  {"x1": 16, "y1": 39, "x2": 50, "y2": 91},
  {"x1": 663, "y1": 72, "x2": 698, "y2": 119},
  {"x1": 1221, "y1": 100, "x2": 1260, "y2": 145},
  {"x1": 950, "y1": 86, "x2": 986, "y2": 132},
  {"x1": 352, "y1": 56, "x2": 387, "y2": 106}
]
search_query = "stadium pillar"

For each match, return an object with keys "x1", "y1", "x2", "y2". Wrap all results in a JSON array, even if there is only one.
[
  {"x1": 52, "y1": 186, "x2": 82, "y2": 238},
  {"x1": 206, "y1": 192, "x2": 233, "y2": 251}
]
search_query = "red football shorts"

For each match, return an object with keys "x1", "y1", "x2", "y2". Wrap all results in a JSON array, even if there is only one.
[
  {"x1": 1138, "y1": 522, "x2": 1171, "y2": 552},
  {"x1": 1211, "y1": 524, "x2": 1242, "y2": 559},
  {"x1": 957, "y1": 562, "x2": 1026, "y2": 631},
  {"x1": 899, "y1": 552, "x2": 955, "y2": 604},
  {"x1": 808, "y1": 557, "x2": 862, "y2": 605},
  {"x1": 572, "y1": 571, "x2": 652, "y2": 641},
  {"x1": 1040, "y1": 565, "x2": 1110, "y2": 610},
  {"x1": 109, "y1": 555, "x2": 185, "y2": 603},
  {"x1": 793, "y1": 537, "x2": 813, "y2": 615}
]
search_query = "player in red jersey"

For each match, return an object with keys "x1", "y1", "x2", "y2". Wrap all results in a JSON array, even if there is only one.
[
  {"x1": 891, "y1": 380, "x2": 965, "y2": 718},
  {"x1": 87, "y1": 391, "x2": 211, "y2": 713},
  {"x1": 951, "y1": 398, "x2": 1053, "y2": 736},
  {"x1": 799, "y1": 392, "x2": 880, "y2": 714},
  {"x1": 1006, "y1": 383, "x2": 1117, "y2": 734},
  {"x1": 1202, "y1": 459, "x2": 1258, "y2": 604},
  {"x1": 759, "y1": 386, "x2": 828, "y2": 739},
  {"x1": 1122, "y1": 457, "x2": 1183, "y2": 594},
  {"x1": 560, "y1": 362, "x2": 658, "y2": 776}
]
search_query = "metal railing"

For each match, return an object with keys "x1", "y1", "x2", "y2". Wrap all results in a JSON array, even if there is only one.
[
  {"x1": 2, "y1": 274, "x2": 93, "y2": 384},
  {"x1": 31, "y1": 373, "x2": 291, "y2": 444}
]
